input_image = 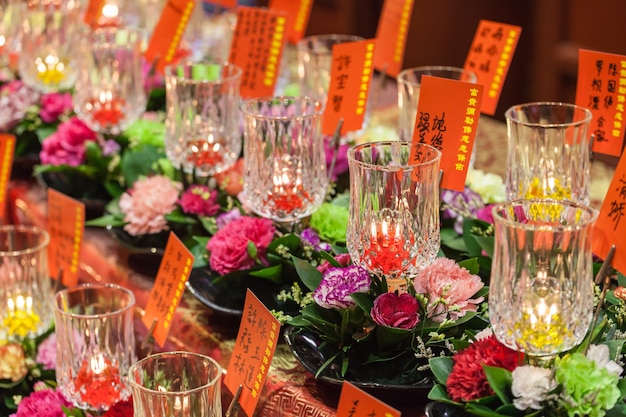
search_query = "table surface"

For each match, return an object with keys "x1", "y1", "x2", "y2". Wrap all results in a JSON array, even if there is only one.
[{"x1": 5, "y1": 103, "x2": 616, "y2": 417}]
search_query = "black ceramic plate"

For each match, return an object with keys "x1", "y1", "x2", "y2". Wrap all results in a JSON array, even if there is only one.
[
  {"x1": 423, "y1": 402, "x2": 468, "y2": 417},
  {"x1": 185, "y1": 267, "x2": 245, "y2": 317}
]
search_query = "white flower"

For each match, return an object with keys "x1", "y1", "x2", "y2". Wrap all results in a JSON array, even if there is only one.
[
  {"x1": 466, "y1": 169, "x2": 506, "y2": 203},
  {"x1": 587, "y1": 344, "x2": 624, "y2": 376},
  {"x1": 473, "y1": 327, "x2": 493, "y2": 341},
  {"x1": 511, "y1": 366, "x2": 556, "y2": 410}
]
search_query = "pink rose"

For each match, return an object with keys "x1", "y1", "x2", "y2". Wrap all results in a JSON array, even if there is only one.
[
  {"x1": 178, "y1": 185, "x2": 220, "y2": 216},
  {"x1": 206, "y1": 216, "x2": 275, "y2": 275},
  {"x1": 371, "y1": 292, "x2": 420, "y2": 329},
  {"x1": 119, "y1": 175, "x2": 182, "y2": 236},
  {"x1": 414, "y1": 258, "x2": 484, "y2": 322},
  {"x1": 39, "y1": 92, "x2": 73, "y2": 123},
  {"x1": 39, "y1": 117, "x2": 97, "y2": 166}
]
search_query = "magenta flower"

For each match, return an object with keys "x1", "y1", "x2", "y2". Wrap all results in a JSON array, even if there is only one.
[
  {"x1": 9, "y1": 387, "x2": 71, "y2": 417},
  {"x1": 36, "y1": 333, "x2": 57, "y2": 370},
  {"x1": 371, "y1": 292, "x2": 420, "y2": 329},
  {"x1": 39, "y1": 117, "x2": 97, "y2": 167},
  {"x1": 206, "y1": 216, "x2": 275, "y2": 275},
  {"x1": 474, "y1": 203, "x2": 496, "y2": 224},
  {"x1": 413, "y1": 258, "x2": 484, "y2": 322},
  {"x1": 313, "y1": 265, "x2": 371, "y2": 309},
  {"x1": 178, "y1": 185, "x2": 220, "y2": 216},
  {"x1": 39, "y1": 92, "x2": 73, "y2": 123},
  {"x1": 119, "y1": 175, "x2": 182, "y2": 236}
]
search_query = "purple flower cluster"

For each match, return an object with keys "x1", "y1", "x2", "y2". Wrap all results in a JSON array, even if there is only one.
[
  {"x1": 301, "y1": 228, "x2": 331, "y2": 252},
  {"x1": 313, "y1": 265, "x2": 371, "y2": 309},
  {"x1": 441, "y1": 186, "x2": 491, "y2": 233}
]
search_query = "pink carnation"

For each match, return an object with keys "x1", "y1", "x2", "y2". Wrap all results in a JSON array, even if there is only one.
[
  {"x1": 371, "y1": 292, "x2": 420, "y2": 329},
  {"x1": 36, "y1": 333, "x2": 57, "y2": 370},
  {"x1": 206, "y1": 216, "x2": 275, "y2": 275},
  {"x1": 39, "y1": 117, "x2": 97, "y2": 166},
  {"x1": 413, "y1": 258, "x2": 484, "y2": 322},
  {"x1": 119, "y1": 175, "x2": 182, "y2": 236},
  {"x1": 178, "y1": 185, "x2": 220, "y2": 216},
  {"x1": 9, "y1": 387, "x2": 71, "y2": 417},
  {"x1": 0, "y1": 80, "x2": 40, "y2": 131},
  {"x1": 39, "y1": 92, "x2": 73, "y2": 123}
]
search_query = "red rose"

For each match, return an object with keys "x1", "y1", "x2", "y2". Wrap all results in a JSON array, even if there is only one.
[{"x1": 371, "y1": 292, "x2": 420, "y2": 329}]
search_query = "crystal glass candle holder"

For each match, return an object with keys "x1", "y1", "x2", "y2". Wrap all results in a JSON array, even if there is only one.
[{"x1": 490, "y1": 199, "x2": 598, "y2": 362}]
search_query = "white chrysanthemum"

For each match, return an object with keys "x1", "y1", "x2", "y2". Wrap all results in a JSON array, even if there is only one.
[
  {"x1": 587, "y1": 344, "x2": 624, "y2": 376},
  {"x1": 466, "y1": 169, "x2": 506, "y2": 203},
  {"x1": 511, "y1": 366, "x2": 556, "y2": 410}
]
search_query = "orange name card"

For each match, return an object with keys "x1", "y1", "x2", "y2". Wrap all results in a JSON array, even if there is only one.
[
  {"x1": 225, "y1": 289, "x2": 281, "y2": 417},
  {"x1": 268, "y1": 0, "x2": 313, "y2": 44},
  {"x1": 0, "y1": 134, "x2": 15, "y2": 224},
  {"x1": 411, "y1": 75, "x2": 484, "y2": 191},
  {"x1": 228, "y1": 6, "x2": 288, "y2": 98},
  {"x1": 47, "y1": 189, "x2": 85, "y2": 287},
  {"x1": 83, "y1": 0, "x2": 105, "y2": 27},
  {"x1": 575, "y1": 49, "x2": 626, "y2": 157},
  {"x1": 322, "y1": 39, "x2": 376, "y2": 136},
  {"x1": 336, "y1": 382, "x2": 401, "y2": 417},
  {"x1": 144, "y1": 0, "x2": 195, "y2": 74},
  {"x1": 143, "y1": 232, "x2": 194, "y2": 348},
  {"x1": 593, "y1": 152, "x2": 626, "y2": 275},
  {"x1": 373, "y1": 0, "x2": 415, "y2": 77},
  {"x1": 463, "y1": 19, "x2": 521, "y2": 116}
]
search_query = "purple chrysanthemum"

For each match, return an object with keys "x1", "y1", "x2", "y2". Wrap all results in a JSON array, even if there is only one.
[{"x1": 313, "y1": 265, "x2": 371, "y2": 309}]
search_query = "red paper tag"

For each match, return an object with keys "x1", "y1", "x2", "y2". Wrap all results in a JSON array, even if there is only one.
[
  {"x1": 268, "y1": 0, "x2": 313, "y2": 44},
  {"x1": 336, "y1": 382, "x2": 401, "y2": 417},
  {"x1": 411, "y1": 75, "x2": 484, "y2": 191},
  {"x1": 225, "y1": 289, "x2": 281, "y2": 417},
  {"x1": 228, "y1": 7, "x2": 288, "y2": 98},
  {"x1": 83, "y1": 0, "x2": 105, "y2": 27},
  {"x1": 322, "y1": 39, "x2": 376, "y2": 136},
  {"x1": 144, "y1": 0, "x2": 195, "y2": 74},
  {"x1": 47, "y1": 189, "x2": 85, "y2": 287},
  {"x1": 593, "y1": 152, "x2": 626, "y2": 275},
  {"x1": 0, "y1": 134, "x2": 15, "y2": 223},
  {"x1": 143, "y1": 232, "x2": 194, "y2": 348},
  {"x1": 463, "y1": 19, "x2": 521, "y2": 116},
  {"x1": 575, "y1": 49, "x2": 626, "y2": 157},
  {"x1": 373, "y1": 0, "x2": 415, "y2": 77}
]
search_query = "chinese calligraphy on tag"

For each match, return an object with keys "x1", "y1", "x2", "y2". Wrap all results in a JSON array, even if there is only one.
[
  {"x1": 336, "y1": 382, "x2": 401, "y2": 417},
  {"x1": 373, "y1": 0, "x2": 415, "y2": 77}
]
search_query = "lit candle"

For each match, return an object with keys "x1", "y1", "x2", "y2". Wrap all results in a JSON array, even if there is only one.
[
  {"x1": 35, "y1": 54, "x2": 67, "y2": 86},
  {"x1": 3, "y1": 294, "x2": 41, "y2": 338},
  {"x1": 266, "y1": 157, "x2": 310, "y2": 213},
  {"x1": 75, "y1": 353, "x2": 123, "y2": 409},
  {"x1": 365, "y1": 216, "x2": 410, "y2": 292}
]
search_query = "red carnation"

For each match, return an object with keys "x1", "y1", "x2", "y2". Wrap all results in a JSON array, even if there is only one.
[
  {"x1": 446, "y1": 335, "x2": 520, "y2": 402},
  {"x1": 102, "y1": 398, "x2": 133, "y2": 417}
]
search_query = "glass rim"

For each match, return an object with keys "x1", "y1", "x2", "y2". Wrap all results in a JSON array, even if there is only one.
[
  {"x1": 0, "y1": 225, "x2": 50, "y2": 256},
  {"x1": 347, "y1": 141, "x2": 442, "y2": 170},
  {"x1": 240, "y1": 96, "x2": 323, "y2": 120},
  {"x1": 129, "y1": 351, "x2": 223, "y2": 395},
  {"x1": 396, "y1": 65, "x2": 478, "y2": 86},
  {"x1": 53, "y1": 283, "x2": 136, "y2": 319},
  {"x1": 491, "y1": 198, "x2": 599, "y2": 230},
  {"x1": 504, "y1": 101, "x2": 593, "y2": 128},
  {"x1": 164, "y1": 61, "x2": 243, "y2": 83},
  {"x1": 296, "y1": 33, "x2": 365, "y2": 50}
]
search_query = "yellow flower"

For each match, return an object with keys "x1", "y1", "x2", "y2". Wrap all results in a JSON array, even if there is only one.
[
  {"x1": 524, "y1": 177, "x2": 572, "y2": 200},
  {"x1": 0, "y1": 343, "x2": 28, "y2": 382},
  {"x1": 2, "y1": 310, "x2": 41, "y2": 338}
]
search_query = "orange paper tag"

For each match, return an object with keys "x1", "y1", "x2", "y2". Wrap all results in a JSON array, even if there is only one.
[
  {"x1": 593, "y1": 152, "x2": 626, "y2": 275},
  {"x1": 373, "y1": 0, "x2": 415, "y2": 77},
  {"x1": 336, "y1": 382, "x2": 401, "y2": 417},
  {"x1": 322, "y1": 39, "x2": 376, "y2": 136},
  {"x1": 144, "y1": 0, "x2": 195, "y2": 74},
  {"x1": 83, "y1": 0, "x2": 105, "y2": 27},
  {"x1": 463, "y1": 19, "x2": 521, "y2": 116},
  {"x1": 228, "y1": 6, "x2": 288, "y2": 98},
  {"x1": 143, "y1": 232, "x2": 194, "y2": 348},
  {"x1": 0, "y1": 134, "x2": 15, "y2": 223},
  {"x1": 575, "y1": 49, "x2": 626, "y2": 157},
  {"x1": 411, "y1": 75, "x2": 484, "y2": 191},
  {"x1": 268, "y1": 0, "x2": 313, "y2": 44},
  {"x1": 47, "y1": 189, "x2": 85, "y2": 287},
  {"x1": 225, "y1": 289, "x2": 281, "y2": 417}
]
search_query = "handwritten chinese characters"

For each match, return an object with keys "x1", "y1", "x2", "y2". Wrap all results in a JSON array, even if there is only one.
[
  {"x1": 143, "y1": 0, "x2": 195, "y2": 74},
  {"x1": 268, "y1": 0, "x2": 313, "y2": 44},
  {"x1": 225, "y1": 290, "x2": 280, "y2": 417},
  {"x1": 575, "y1": 49, "x2": 626, "y2": 157},
  {"x1": 463, "y1": 19, "x2": 521, "y2": 116},
  {"x1": 228, "y1": 6, "x2": 288, "y2": 98},
  {"x1": 411, "y1": 75, "x2": 484, "y2": 191},
  {"x1": 336, "y1": 382, "x2": 401, "y2": 417},
  {"x1": 47, "y1": 189, "x2": 85, "y2": 287},
  {"x1": 0, "y1": 134, "x2": 15, "y2": 223},
  {"x1": 142, "y1": 232, "x2": 194, "y2": 347},
  {"x1": 322, "y1": 39, "x2": 376, "y2": 136},
  {"x1": 373, "y1": 0, "x2": 415, "y2": 77}
]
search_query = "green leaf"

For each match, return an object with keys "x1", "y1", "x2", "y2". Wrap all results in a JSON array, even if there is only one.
[
  {"x1": 441, "y1": 228, "x2": 468, "y2": 253},
  {"x1": 249, "y1": 264, "x2": 283, "y2": 284},
  {"x1": 320, "y1": 250, "x2": 340, "y2": 266},
  {"x1": 351, "y1": 292, "x2": 374, "y2": 315},
  {"x1": 165, "y1": 208, "x2": 198, "y2": 224},
  {"x1": 84, "y1": 214, "x2": 125, "y2": 227},
  {"x1": 482, "y1": 364, "x2": 512, "y2": 405},
  {"x1": 429, "y1": 356, "x2": 453, "y2": 385},
  {"x1": 120, "y1": 144, "x2": 164, "y2": 186},
  {"x1": 458, "y1": 257, "x2": 480, "y2": 274},
  {"x1": 315, "y1": 352, "x2": 341, "y2": 378},
  {"x1": 199, "y1": 216, "x2": 217, "y2": 235},
  {"x1": 292, "y1": 255, "x2": 323, "y2": 291},
  {"x1": 268, "y1": 233, "x2": 301, "y2": 253},
  {"x1": 427, "y1": 384, "x2": 462, "y2": 406},
  {"x1": 473, "y1": 235, "x2": 495, "y2": 258}
]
